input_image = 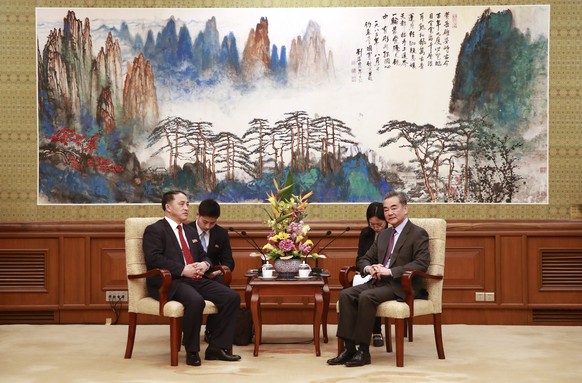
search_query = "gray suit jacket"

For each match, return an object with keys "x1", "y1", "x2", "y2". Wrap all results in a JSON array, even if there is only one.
[{"x1": 357, "y1": 219, "x2": 430, "y2": 299}]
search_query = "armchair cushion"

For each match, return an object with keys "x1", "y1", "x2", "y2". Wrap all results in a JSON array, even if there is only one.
[
  {"x1": 336, "y1": 217, "x2": 446, "y2": 367},
  {"x1": 124, "y1": 217, "x2": 229, "y2": 366}
]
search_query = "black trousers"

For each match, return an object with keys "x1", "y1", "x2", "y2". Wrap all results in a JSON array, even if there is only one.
[
  {"x1": 172, "y1": 278, "x2": 240, "y2": 353},
  {"x1": 336, "y1": 282, "x2": 396, "y2": 346}
]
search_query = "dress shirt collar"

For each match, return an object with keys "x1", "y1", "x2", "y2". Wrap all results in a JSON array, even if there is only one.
[
  {"x1": 392, "y1": 217, "x2": 409, "y2": 236},
  {"x1": 164, "y1": 216, "x2": 182, "y2": 230},
  {"x1": 194, "y1": 220, "x2": 209, "y2": 241}
]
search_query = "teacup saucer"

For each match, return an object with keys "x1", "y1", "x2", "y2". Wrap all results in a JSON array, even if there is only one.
[{"x1": 294, "y1": 275, "x2": 314, "y2": 279}]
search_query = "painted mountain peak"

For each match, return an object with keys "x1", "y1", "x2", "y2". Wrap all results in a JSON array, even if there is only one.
[
  {"x1": 449, "y1": 8, "x2": 548, "y2": 136},
  {"x1": 36, "y1": 7, "x2": 548, "y2": 204}
]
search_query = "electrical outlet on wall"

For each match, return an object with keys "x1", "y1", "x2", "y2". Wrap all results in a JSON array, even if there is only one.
[
  {"x1": 106, "y1": 290, "x2": 128, "y2": 302},
  {"x1": 485, "y1": 292, "x2": 495, "y2": 302},
  {"x1": 475, "y1": 292, "x2": 485, "y2": 302}
]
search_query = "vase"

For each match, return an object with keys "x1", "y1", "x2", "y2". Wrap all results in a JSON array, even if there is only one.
[{"x1": 273, "y1": 258, "x2": 302, "y2": 277}]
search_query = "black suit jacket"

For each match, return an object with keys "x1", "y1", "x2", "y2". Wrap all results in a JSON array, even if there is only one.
[
  {"x1": 357, "y1": 219, "x2": 430, "y2": 299},
  {"x1": 188, "y1": 223, "x2": 235, "y2": 272},
  {"x1": 143, "y1": 218, "x2": 212, "y2": 299},
  {"x1": 356, "y1": 226, "x2": 378, "y2": 261}
]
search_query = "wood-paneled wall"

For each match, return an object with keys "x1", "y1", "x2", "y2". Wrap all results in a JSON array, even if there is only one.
[{"x1": 1, "y1": 220, "x2": 582, "y2": 325}]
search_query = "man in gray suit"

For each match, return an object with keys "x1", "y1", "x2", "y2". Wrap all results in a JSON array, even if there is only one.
[{"x1": 327, "y1": 191, "x2": 430, "y2": 367}]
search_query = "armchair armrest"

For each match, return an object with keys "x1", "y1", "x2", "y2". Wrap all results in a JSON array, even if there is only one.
[
  {"x1": 128, "y1": 266, "x2": 232, "y2": 317},
  {"x1": 209, "y1": 265, "x2": 232, "y2": 286},
  {"x1": 339, "y1": 265, "x2": 358, "y2": 288},
  {"x1": 401, "y1": 270, "x2": 443, "y2": 318},
  {"x1": 128, "y1": 268, "x2": 173, "y2": 316}
]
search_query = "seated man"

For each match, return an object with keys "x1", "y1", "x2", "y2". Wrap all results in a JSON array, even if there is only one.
[
  {"x1": 189, "y1": 198, "x2": 235, "y2": 342},
  {"x1": 189, "y1": 198, "x2": 235, "y2": 282},
  {"x1": 353, "y1": 201, "x2": 388, "y2": 347},
  {"x1": 327, "y1": 191, "x2": 430, "y2": 367},
  {"x1": 143, "y1": 190, "x2": 241, "y2": 366}
]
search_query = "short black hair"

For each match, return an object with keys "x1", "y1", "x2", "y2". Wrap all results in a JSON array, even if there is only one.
[
  {"x1": 161, "y1": 190, "x2": 187, "y2": 211},
  {"x1": 198, "y1": 198, "x2": 220, "y2": 218}
]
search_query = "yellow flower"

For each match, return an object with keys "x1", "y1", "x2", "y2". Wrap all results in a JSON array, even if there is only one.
[{"x1": 256, "y1": 175, "x2": 325, "y2": 262}]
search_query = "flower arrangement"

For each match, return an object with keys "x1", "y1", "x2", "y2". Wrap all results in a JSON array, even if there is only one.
[{"x1": 251, "y1": 175, "x2": 326, "y2": 262}]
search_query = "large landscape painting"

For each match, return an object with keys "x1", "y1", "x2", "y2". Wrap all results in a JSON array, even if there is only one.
[{"x1": 36, "y1": 6, "x2": 549, "y2": 204}]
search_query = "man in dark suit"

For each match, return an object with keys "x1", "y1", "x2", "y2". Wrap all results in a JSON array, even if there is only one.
[
  {"x1": 189, "y1": 199, "x2": 235, "y2": 281},
  {"x1": 189, "y1": 198, "x2": 235, "y2": 342},
  {"x1": 143, "y1": 191, "x2": 241, "y2": 367},
  {"x1": 327, "y1": 191, "x2": 430, "y2": 367}
]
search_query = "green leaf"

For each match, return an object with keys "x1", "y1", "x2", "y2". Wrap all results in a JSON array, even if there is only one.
[{"x1": 278, "y1": 171, "x2": 294, "y2": 202}]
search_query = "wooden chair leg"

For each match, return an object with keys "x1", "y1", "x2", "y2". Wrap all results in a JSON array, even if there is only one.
[
  {"x1": 433, "y1": 313, "x2": 446, "y2": 359},
  {"x1": 337, "y1": 335, "x2": 344, "y2": 354},
  {"x1": 407, "y1": 317, "x2": 413, "y2": 342},
  {"x1": 124, "y1": 312, "x2": 137, "y2": 359},
  {"x1": 394, "y1": 318, "x2": 405, "y2": 367},
  {"x1": 177, "y1": 319, "x2": 182, "y2": 352},
  {"x1": 170, "y1": 317, "x2": 180, "y2": 366},
  {"x1": 384, "y1": 317, "x2": 392, "y2": 353}
]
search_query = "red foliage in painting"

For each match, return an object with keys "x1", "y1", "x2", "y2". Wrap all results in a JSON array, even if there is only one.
[{"x1": 45, "y1": 128, "x2": 123, "y2": 174}]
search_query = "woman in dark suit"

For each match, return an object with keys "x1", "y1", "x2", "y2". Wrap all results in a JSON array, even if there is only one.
[{"x1": 354, "y1": 202, "x2": 388, "y2": 347}]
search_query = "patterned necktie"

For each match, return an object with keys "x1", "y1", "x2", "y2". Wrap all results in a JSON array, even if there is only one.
[
  {"x1": 177, "y1": 225, "x2": 194, "y2": 264},
  {"x1": 200, "y1": 231, "x2": 208, "y2": 252},
  {"x1": 382, "y1": 229, "x2": 397, "y2": 266}
]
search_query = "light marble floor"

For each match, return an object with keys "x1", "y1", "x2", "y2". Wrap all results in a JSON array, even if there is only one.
[{"x1": 1, "y1": 324, "x2": 581, "y2": 383}]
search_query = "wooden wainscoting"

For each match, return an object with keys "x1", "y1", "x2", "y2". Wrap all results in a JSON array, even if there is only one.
[{"x1": 1, "y1": 220, "x2": 582, "y2": 325}]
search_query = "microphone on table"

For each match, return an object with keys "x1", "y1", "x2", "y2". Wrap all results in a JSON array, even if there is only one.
[
  {"x1": 318, "y1": 227, "x2": 351, "y2": 253},
  {"x1": 305, "y1": 230, "x2": 331, "y2": 276},
  {"x1": 315, "y1": 227, "x2": 351, "y2": 272},
  {"x1": 241, "y1": 230, "x2": 266, "y2": 263},
  {"x1": 309, "y1": 230, "x2": 332, "y2": 256},
  {"x1": 308, "y1": 228, "x2": 351, "y2": 275},
  {"x1": 229, "y1": 227, "x2": 266, "y2": 273}
]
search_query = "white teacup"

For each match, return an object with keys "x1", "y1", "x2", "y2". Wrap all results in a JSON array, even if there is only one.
[
  {"x1": 262, "y1": 269, "x2": 274, "y2": 278},
  {"x1": 298, "y1": 268, "x2": 311, "y2": 278}
]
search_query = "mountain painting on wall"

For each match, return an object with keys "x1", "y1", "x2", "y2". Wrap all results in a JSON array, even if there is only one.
[{"x1": 36, "y1": 6, "x2": 549, "y2": 204}]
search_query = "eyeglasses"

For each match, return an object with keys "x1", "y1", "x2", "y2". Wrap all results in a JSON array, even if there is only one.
[{"x1": 369, "y1": 222, "x2": 386, "y2": 229}]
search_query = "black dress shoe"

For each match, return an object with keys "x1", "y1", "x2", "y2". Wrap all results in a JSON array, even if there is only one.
[
  {"x1": 205, "y1": 347, "x2": 241, "y2": 361},
  {"x1": 372, "y1": 333, "x2": 384, "y2": 347},
  {"x1": 186, "y1": 352, "x2": 201, "y2": 366},
  {"x1": 326, "y1": 349, "x2": 356, "y2": 365},
  {"x1": 345, "y1": 350, "x2": 371, "y2": 367}
]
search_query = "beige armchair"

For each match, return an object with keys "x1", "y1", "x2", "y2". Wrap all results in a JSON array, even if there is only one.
[
  {"x1": 123, "y1": 217, "x2": 231, "y2": 366},
  {"x1": 338, "y1": 218, "x2": 446, "y2": 367}
]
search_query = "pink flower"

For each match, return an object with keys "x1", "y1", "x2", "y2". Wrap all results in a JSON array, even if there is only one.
[
  {"x1": 278, "y1": 239, "x2": 295, "y2": 252},
  {"x1": 298, "y1": 243, "x2": 312, "y2": 254}
]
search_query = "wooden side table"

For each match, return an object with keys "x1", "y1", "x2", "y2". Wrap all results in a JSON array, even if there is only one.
[{"x1": 244, "y1": 271, "x2": 330, "y2": 356}]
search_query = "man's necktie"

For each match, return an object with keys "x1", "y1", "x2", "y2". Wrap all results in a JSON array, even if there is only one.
[
  {"x1": 177, "y1": 225, "x2": 194, "y2": 264},
  {"x1": 200, "y1": 231, "x2": 208, "y2": 252},
  {"x1": 382, "y1": 229, "x2": 397, "y2": 266}
]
